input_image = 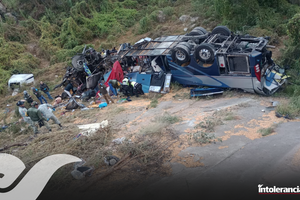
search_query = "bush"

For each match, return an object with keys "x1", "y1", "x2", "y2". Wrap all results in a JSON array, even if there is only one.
[
  {"x1": 162, "y1": 6, "x2": 174, "y2": 16},
  {"x1": 287, "y1": 13, "x2": 300, "y2": 45},
  {"x1": 138, "y1": 16, "x2": 151, "y2": 34}
]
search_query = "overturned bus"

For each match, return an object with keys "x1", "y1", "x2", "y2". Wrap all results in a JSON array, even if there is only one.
[{"x1": 117, "y1": 26, "x2": 288, "y2": 96}]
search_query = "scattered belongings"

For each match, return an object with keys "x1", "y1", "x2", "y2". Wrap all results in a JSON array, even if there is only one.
[
  {"x1": 265, "y1": 101, "x2": 280, "y2": 111},
  {"x1": 104, "y1": 156, "x2": 120, "y2": 166},
  {"x1": 74, "y1": 133, "x2": 82, "y2": 140},
  {"x1": 190, "y1": 88, "x2": 223, "y2": 97},
  {"x1": 71, "y1": 159, "x2": 93, "y2": 180},
  {"x1": 272, "y1": 101, "x2": 279, "y2": 107},
  {"x1": 117, "y1": 98, "x2": 127, "y2": 104},
  {"x1": 275, "y1": 112, "x2": 292, "y2": 120},
  {"x1": 99, "y1": 102, "x2": 107, "y2": 108},
  {"x1": 77, "y1": 120, "x2": 108, "y2": 137},
  {"x1": 112, "y1": 137, "x2": 125, "y2": 145}
]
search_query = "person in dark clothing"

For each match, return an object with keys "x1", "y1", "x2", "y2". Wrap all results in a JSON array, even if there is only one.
[
  {"x1": 111, "y1": 47, "x2": 117, "y2": 53},
  {"x1": 23, "y1": 91, "x2": 33, "y2": 104},
  {"x1": 64, "y1": 81, "x2": 75, "y2": 96},
  {"x1": 40, "y1": 81, "x2": 53, "y2": 100},
  {"x1": 99, "y1": 82, "x2": 114, "y2": 104},
  {"x1": 32, "y1": 87, "x2": 47, "y2": 104}
]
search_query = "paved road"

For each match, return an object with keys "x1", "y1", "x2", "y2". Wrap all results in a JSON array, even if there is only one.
[
  {"x1": 38, "y1": 96, "x2": 300, "y2": 200},
  {"x1": 119, "y1": 121, "x2": 300, "y2": 200}
]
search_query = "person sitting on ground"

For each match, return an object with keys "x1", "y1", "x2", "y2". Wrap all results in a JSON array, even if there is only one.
[
  {"x1": 26, "y1": 101, "x2": 51, "y2": 136},
  {"x1": 23, "y1": 91, "x2": 33, "y2": 104},
  {"x1": 38, "y1": 103, "x2": 62, "y2": 129},
  {"x1": 32, "y1": 87, "x2": 47, "y2": 104},
  {"x1": 16, "y1": 100, "x2": 34, "y2": 130},
  {"x1": 40, "y1": 81, "x2": 53, "y2": 100},
  {"x1": 99, "y1": 82, "x2": 114, "y2": 104}
]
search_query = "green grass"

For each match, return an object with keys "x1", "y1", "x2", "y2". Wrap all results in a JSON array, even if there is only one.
[
  {"x1": 258, "y1": 127, "x2": 275, "y2": 136},
  {"x1": 275, "y1": 96, "x2": 300, "y2": 119},
  {"x1": 189, "y1": 131, "x2": 222, "y2": 144},
  {"x1": 195, "y1": 116, "x2": 223, "y2": 132},
  {"x1": 150, "y1": 99, "x2": 158, "y2": 108},
  {"x1": 170, "y1": 82, "x2": 182, "y2": 92},
  {"x1": 237, "y1": 102, "x2": 251, "y2": 108},
  {"x1": 156, "y1": 113, "x2": 181, "y2": 124}
]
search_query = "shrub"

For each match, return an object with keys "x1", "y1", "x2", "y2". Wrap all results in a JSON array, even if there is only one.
[
  {"x1": 162, "y1": 6, "x2": 174, "y2": 16},
  {"x1": 138, "y1": 16, "x2": 151, "y2": 34}
]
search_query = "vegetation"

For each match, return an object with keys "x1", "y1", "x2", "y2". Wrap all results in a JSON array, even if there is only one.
[
  {"x1": 156, "y1": 112, "x2": 181, "y2": 124},
  {"x1": 195, "y1": 116, "x2": 223, "y2": 132},
  {"x1": 189, "y1": 131, "x2": 222, "y2": 144},
  {"x1": 0, "y1": 0, "x2": 300, "y2": 115},
  {"x1": 258, "y1": 124, "x2": 278, "y2": 136}
]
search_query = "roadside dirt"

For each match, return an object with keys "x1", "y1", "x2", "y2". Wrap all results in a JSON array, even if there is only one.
[{"x1": 1, "y1": 89, "x2": 298, "y2": 197}]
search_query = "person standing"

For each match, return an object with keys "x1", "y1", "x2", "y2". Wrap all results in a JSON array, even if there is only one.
[
  {"x1": 16, "y1": 100, "x2": 34, "y2": 130},
  {"x1": 23, "y1": 91, "x2": 33, "y2": 104},
  {"x1": 32, "y1": 87, "x2": 47, "y2": 104},
  {"x1": 99, "y1": 82, "x2": 114, "y2": 104},
  {"x1": 38, "y1": 103, "x2": 62, "y2": 129},
  {"x1": 26, "y1": 101, "x2": 51, "y2": 136},
  {"x1": 40, "y1": 81, "x2": 53, "y2": 100}
]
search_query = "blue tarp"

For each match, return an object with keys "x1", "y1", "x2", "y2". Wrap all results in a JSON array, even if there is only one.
[
  {"x1": 136, "y1": 74, "x2": 152, "y2": 93},
  {"x1": 127, "y1": 72, "x2": 138, "y2": 82},
  {"x1": 104, "y1": 70, "x2": 112, "y2": 82}
]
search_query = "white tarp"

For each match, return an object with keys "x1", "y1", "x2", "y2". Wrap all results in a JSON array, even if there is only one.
[{"x1": 77, "y1": 120, "x2": 108, "y2": 137}]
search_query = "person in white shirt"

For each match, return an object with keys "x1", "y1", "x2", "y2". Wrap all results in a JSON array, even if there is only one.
[{"x1": 38, "y1": 103, "x2": 63, "y2": 128}]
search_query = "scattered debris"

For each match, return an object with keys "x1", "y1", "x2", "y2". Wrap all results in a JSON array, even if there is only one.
[
  {"x1": 71, "y1": 159, "x2": 93, "y2": 180},
  {"x1": 190, "y1": 88, "x2": 223, "y2": 97},
  {"x1": 275, "y1": 112, "x2": 292, "y2": 120},
  {"x1": 272, "y1": 101, "x2": 279, "y2": 107},
  {"x1": 73, "y1": 133, "x2": 82, "y2": 140},
  {"x1": 77, "y1": 120, "x2": 108, "y2": 137},
  {"x1": 112, "y1": 137, "x2": 126, "y2": 145},
  {"x1": 77, "y1": 123, "x2": 101, "y2": 137},
  {"x1": 104, "y1": 156, "x2": 120, "y2": 166},
  {"x1": 99, "y1": 120, "x2": 108, "y2": 128},
  {"x1": 99, "y1": 102, "x2": 107, "y2": 108}
]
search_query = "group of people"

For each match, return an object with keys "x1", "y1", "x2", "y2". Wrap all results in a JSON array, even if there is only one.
[
  {"x1": 17, "y1": 81, "x2": 62, "y2": 137},
  {"x1": 97, "y1": 77, "x2": 144, "y2": 104},
  {"x1": 17, "y1": 76, "x2": 144, "y2": 137},
  {"x1": 17, "y1": 100, "x2": 62, "y2": 137},
  {"x1": 23, "y1": 81, "x2": 53, "y2": 105}
]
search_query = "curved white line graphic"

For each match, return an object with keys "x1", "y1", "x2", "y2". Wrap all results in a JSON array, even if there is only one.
[
  {"x1": 0, "y1": 154, "x2": 25, "y2": 188},
  {"x1": 0, "y1": 153, "x2": 81, "y2": 200}
]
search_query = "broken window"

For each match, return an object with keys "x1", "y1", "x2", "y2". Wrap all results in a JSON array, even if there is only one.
[{"x1": 228, "y1": 56, "x2": 249, "y2": 73}]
